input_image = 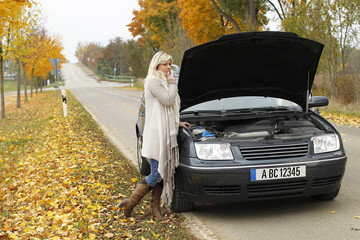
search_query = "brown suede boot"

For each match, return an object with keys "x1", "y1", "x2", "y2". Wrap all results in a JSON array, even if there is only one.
[
  {"x1": 118, "y1": 180, "x2": 150, "y2": 218},
  {"x1": 149, "y1": 183, "x2": 167, "y2": 220}
]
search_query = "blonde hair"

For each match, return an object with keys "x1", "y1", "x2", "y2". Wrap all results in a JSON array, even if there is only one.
[{"x1": 145, "y1": 51, "x2": 173, "y2": 81}]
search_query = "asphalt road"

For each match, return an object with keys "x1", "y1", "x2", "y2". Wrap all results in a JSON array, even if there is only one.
[
  {"x1": 63, "y1": 63, "x2": 141, "y2": 162},
  {"x1": 63, "y1": 63, "x2": 360, "y2": 240}
]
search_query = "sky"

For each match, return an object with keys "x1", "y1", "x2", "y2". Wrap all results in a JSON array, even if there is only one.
[
  {"x1": 40, "y1": 1, "x2": 280, "y2": 64},
  {"x1": 40, "y1": 0, "x2": 140, "y2": 63}
]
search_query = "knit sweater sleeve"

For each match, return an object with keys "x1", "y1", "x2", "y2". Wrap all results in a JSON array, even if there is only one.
[{"x1": 148, "y1": 78, "x2": 177, "y2": 106}]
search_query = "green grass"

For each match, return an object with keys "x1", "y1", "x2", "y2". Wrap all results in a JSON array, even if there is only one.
[
  {"x1": 119, "y1": 78, "x2": 144, "y2": 91},
  {"x1": 3, "y1": 80, "x2": 22, "y2": 92},
  {"x1": 3, "y1": 80, "x2": 63, "y2": 93}
]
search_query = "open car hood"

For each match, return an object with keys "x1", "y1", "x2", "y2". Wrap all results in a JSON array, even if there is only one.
[{"x1": 178, "y1": 31, "x2": 324, "y2": 111}]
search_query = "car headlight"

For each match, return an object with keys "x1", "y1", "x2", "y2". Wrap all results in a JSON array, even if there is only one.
[
  {"x1": 312, "y1": 134, "x2": 340, "y2": 154},
  {"x1": 194, "y1": 142, "x2": 234, "y2": 160}
]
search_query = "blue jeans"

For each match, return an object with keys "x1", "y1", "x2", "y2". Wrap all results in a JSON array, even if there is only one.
[{"x1": 145, "y1": 159, "x2": 163, "y2": 187}]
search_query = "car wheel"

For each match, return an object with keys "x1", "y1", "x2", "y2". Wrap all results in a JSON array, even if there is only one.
[
  {"x1": 312, "y1": 187, "x2": 340, "y2": 201},
  {"x1": 170, "y1": 177, "x2": 194, "y2": 213},
  {"x1": 137, "y1": 135, "x2": 150, "y2": 176}
]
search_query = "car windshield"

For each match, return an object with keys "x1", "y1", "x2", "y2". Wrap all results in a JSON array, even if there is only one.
[{"x1": 182, "y1": 96, "x2": 301, "y2": 112}]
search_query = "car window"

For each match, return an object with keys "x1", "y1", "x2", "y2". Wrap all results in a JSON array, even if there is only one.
[{"x1": 182, "y1": 96, "x2": 301, "y2": 112}]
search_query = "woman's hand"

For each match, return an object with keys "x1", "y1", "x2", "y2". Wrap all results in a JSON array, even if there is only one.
[
  {"x1": 166, "y1": 71, "x2": 176, "y2": 84},
  {"x1": 179, "y1": 121, "x2": 191, "y2": 129}
]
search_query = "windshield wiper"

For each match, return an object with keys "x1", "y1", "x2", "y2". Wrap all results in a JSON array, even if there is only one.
[
  {"x1": 181, "y1": 110, "x2": 222, "y2": 116},
  {"x1": 251, "y1": 107, "x2": 290, "y2": 111},
  {"x1": 225, "y1": 108, "x2": 253, "y2": 113}
]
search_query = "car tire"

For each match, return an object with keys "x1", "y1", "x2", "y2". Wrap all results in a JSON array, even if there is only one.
[
  {"x1": 312, "y1": 187, "x2": 340, "y2": 201},
  {"x1": 170, "y1": 177, "x2": 194, "y2": 213},
  {"x1": 137, "y1": 135, "x2": 150, "y2": 176}
]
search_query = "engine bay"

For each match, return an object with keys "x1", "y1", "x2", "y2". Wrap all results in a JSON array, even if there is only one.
[{"x1": 189, "y1": 115, "x2": 325, "y2": 142}]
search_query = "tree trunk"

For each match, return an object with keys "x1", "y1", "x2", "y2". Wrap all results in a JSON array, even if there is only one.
[
  {"x1": 245, "y1": 0, "x2": 257, "y2": 31},
  {"x1": 40, "y1": 77, "x2": 43, "y2": 93},
  {"x1": 16, "y1": 58, "x2": 21, "y2": 108},
  {"x1": 35, "y1": 76, "x2": 39, "y2": 94},
  {"x1": 211, "y1": 0, "x2": 242, "y2": 32},
  {"x1": 30, "y1": 67, "x2": 34, "y2": 98},
  {"x1": 0, "y1": 45, "x2": 5, "y2": 119},
  {"x1": 21, "y1": 62, "x2": 28, "y2": 102}
]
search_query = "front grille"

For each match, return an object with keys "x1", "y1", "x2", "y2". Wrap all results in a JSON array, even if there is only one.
[
  {"x1": 247, "y1": 180, "x2": 307, "y2": 199},
  {"x1": 204, "y1": 185, "x2": 241, "y2": 195},
  {"x1": 240, "y1": 143, "x2": 308, "y2": 160},
  {"x1": 312, "y1": 176, "x2": 342, "y2": 187}
]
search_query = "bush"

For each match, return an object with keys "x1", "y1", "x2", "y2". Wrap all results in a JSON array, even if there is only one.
[{"x1": 335, "y1": 74, "x2": 357, "y2": 104}]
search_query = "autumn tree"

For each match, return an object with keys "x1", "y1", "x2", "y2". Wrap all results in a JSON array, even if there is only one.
[
  {"x1": 5, "y1": 4, "x2": 38, "y2": 108},
  {"x1": 128, "y1": 0, "x2": 194, "y2": 64},
  {"x1": 278, "y1": 0, "x2": 360, "y2": 103},
  {"x1": 75, "y1": 42, "x2": 86, "y2": 63},
  {"x1": 0, "y1": 0, "x2": 34, "y2": 119},
  {"x1": 23, "y1": 27, "x2": 64, "y2": 98},
  {"x1": 178, "y1": 0, "x2": 269, "y2": 45},
  {"x1": 128, "y1": 0, "x2": 179, "y2": 51},
  {"x1": 83, "y1": 42, "x2": 103, "y2": 70},
  {"x1": 121, "y1": 39, "x2": 154, "y2": 77},
  {"x1": 160, "y1": 15, "x2": 194, "y2": 65},
  {"x1": 211, "y1": 0, "x2": 268, "y2": 31},
  {"x1": 101, "y1": 37, "x2": 123, "y2": 75},
  {"x1": 12, "y1": 8, "x2": 40, "y2": 103},
  {"x1": 75, "y1": 42, "x2": 103, "y2": 72}
]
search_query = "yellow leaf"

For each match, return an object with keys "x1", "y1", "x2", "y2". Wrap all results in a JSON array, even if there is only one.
[
  {"x1": 330, "y1": 211, "x2": 336, "y2": 214},
  {"x1": 52, "y1": 224, "x2": 58, "y2": 230},
  {"x1": 89, "y1": 233, "x2": 96, "y2": 240},
  {"x1": 9, "y1": 233, "x2": 17, "y2": 239},
  {"x1": 47, "y1": 190, "x2": 55, "y2": 197},
  {"x1": 131, "y1": 178, "x2": 138, "y2": 183}
]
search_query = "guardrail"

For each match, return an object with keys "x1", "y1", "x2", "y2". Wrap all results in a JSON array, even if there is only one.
[
  {"x1": 103, "y1": 74, "x2": 136, "y2": 83},
  {"x1": 85, "y1": 63, "x2": 136, "y2": 85}
]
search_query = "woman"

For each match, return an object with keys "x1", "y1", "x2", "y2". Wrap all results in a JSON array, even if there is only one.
[{"x1": 119, "y1": 51, "x2": 190, "y2": 220}]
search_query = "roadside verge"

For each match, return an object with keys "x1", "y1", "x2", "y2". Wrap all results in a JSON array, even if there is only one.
[{"x1": 0, "y1": 91, "x2": 196, "y2": 239}]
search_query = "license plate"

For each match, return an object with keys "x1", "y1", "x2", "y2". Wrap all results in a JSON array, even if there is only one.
[{"x1": 250, "y1": 165, "x2": 306, "y2": 181}]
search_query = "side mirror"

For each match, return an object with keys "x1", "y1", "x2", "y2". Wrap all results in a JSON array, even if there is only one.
[{"x1": 309, "y1": 96, "x2": 329, "y2": 108}]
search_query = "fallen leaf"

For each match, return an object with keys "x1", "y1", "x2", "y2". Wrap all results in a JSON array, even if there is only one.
[
  {"x1": 131, "y1": 178, "x2": 138, "y2": 183},
  {"x1": 89, "y1": 233, "x2": 96, "y2": 240},
  {"x1": 104, "y1": 232, "x2": 114, "y2": 238}
]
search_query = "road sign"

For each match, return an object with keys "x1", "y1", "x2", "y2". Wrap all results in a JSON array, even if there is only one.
[
  {"x1": 49, "y1": 58, "x2": 61, "y2": 99},
  {"x1": 51, "y1": 69, "x2": 60, "y2": 75},
  {"x1": 49, "y1": 58, "x2": 61, "y2": 68}
]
